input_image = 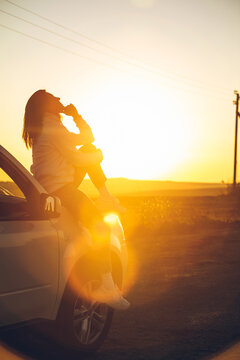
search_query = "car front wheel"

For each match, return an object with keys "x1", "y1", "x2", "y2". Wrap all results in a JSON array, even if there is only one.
[{"x1": 58, "y1": 280, "x2": 114, "y2": 352}]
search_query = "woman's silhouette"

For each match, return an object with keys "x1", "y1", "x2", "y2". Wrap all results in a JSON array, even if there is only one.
[{"x1": 22, "y1": 89, "x2": 129, "y2": 310}]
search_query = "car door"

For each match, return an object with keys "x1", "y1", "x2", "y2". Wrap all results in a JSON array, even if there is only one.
[{"x1": 0, "y1": 166, "x2": 59, "y2": 327}]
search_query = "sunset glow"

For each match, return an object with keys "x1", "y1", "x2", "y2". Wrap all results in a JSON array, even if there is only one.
[
  {"x1": 1, "y1": 2, "x2": 240, "y2": 358},
  {"x1": 62, "y1": 80, "x2": 192, "y2": 180},
  {"x1": 0, "y1": 0, "x2": 239, "y2": 183}
]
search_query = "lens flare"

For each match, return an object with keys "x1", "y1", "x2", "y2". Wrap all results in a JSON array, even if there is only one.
[
  {"x1": 104, "y1": 212, "x2": 119, "y2": 225},
  {"x1": 63, "y1": 213, "x2": 138, "y2": 304},
  {"x1": 121, "y1": 243, "x2": 139, "y2": 297}
]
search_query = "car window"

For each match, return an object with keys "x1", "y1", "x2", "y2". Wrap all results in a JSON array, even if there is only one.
[
  {"x1": 0, "y1": 167, "x2": 31, "y2": 220},
  {"x1": 0, "y1": 168, "x2": 25, "y2": 198}
]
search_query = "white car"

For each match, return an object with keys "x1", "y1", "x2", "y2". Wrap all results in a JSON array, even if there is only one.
[{"x1": 0, "y1": 145, "x2": 128, "y2": 352}]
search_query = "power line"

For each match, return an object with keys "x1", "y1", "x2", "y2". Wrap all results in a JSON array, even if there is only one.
[
  {"x1": 3, "y1": 0, "x2": 129, "y2": 56},
  {"x1": 0, "y1": 23, "x2": 231, "y2": 100},
  {"x1": 0, "y1": 8, "x2": 148, "y2": 69},
  {"x1": 2, "y1": 0, "x2": 232, "y2": 95},
  {"x1": 0, "y1": 23, "x2": 129, "y2": 73}
]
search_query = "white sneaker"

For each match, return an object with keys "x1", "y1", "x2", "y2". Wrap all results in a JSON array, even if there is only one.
[
  {"x1": 92, "y1": 273, "x2": 130, "y2": 311},
  {"x1": 95, "y1": 284, "x2": 130, "y2": 310}
]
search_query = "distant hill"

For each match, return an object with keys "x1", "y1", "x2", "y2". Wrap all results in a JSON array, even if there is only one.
[
  {"x1": 0, "y1": 178, "x2": 228, "y2": 198},
  {"x1": 78, "y1": 178, "x2": 228, "y2": 197},
  {"x1": 0, "y1": 181, "x2": 24, "y2": 197}
]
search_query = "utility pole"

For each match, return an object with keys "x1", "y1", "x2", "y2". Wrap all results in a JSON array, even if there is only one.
[{"x1": 233, "y1": 90, "x2": 240, "y2": 187}]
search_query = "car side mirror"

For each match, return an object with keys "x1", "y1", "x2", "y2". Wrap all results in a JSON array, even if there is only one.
[{"x1": 40, "y1": 194, "x2": 61, "y2": 218}]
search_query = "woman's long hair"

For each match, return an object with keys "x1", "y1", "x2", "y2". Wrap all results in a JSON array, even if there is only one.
[{"x1": 22, "y1": 89, "x2": 48, "y2": 149}]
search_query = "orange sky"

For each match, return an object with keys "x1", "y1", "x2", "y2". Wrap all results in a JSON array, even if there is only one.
[{"x1": 0, "y1": 0, "x2": 240, "y2": 182}]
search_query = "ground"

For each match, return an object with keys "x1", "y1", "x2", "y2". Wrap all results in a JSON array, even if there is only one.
[{"x1": 1, "y1": 194, "x2": 240, "y2": 359}]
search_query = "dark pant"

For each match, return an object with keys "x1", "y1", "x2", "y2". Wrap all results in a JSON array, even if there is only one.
[{"x1": 53, "y1": 144, "x2": 111, "y2": 273}]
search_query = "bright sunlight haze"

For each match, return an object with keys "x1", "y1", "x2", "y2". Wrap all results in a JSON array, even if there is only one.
[{"x1": 1, "y1": 0, "x2": 240, "y2": 183}]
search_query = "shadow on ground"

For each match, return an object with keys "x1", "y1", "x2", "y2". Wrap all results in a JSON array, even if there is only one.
[{"x1": 1, "y1": 306, "x2": 240, "y2": 360}]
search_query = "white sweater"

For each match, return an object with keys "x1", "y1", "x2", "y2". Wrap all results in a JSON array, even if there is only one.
[{"x1": 31, "y1": 113, "x2": 97, "y2": 193}]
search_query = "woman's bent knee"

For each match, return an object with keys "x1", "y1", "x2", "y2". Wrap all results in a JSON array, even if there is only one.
[{"x1": 80, "y1": 144, "x2": 97, "y2": 153}]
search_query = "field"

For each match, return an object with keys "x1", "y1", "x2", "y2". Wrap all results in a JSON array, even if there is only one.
[{"x1": 1, "y1": 193, "x2": 240, "y2": 359}]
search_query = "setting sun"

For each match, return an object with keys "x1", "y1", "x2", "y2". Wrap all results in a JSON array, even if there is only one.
[{"x1": 62, "y1": 80, "x2": 192, "y2": 180}]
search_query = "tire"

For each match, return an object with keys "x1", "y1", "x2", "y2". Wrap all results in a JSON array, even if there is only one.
[{"x1": 57, "y1": 279, "x2": 114, "y2": 352}]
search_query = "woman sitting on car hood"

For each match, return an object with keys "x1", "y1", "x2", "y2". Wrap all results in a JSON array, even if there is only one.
[{"x1": 22, "y1": 89, "x2": 129, "y2": 311}]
